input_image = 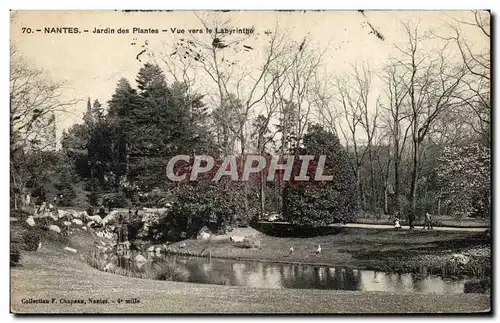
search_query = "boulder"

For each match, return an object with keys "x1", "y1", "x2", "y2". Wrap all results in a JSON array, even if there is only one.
[
  {"x1": 179, "y1": 242, "x2": 187, "y2": 248},
  {"x1": 82, "y1": 226, "x2": 87, "y2": 231},
  {"x1": 197, "y1": 232, "x2": 211, "y2": 240},
  {"x1": 135, "y1": 254, "x2": 147, "y2": 263},
  {"x1": 79, "y1": 211, "x2": 89, "y2": 219},
  {"x1": 63, "y1": 221, "x2": 71, "y2": 226},
  {"x1": 58, "y1": 209, "x2": 69, "y2": 219},
  {"x1": 147, "y1": 246, "x2": 155, "y2": 252},
  {"x1": 87, "y1": 215, "x2": 102, "y2": 224},
  {"x1": 87, "y1": 221, "x2": 95, "y2": 228},
  {"x1": 72, "y1": 219, "x2": 83, "y2": 226},
  {"x1": 230, "y1": 235, "x2": 245, "y2": 243},
  {"x1": 155, "y1": 247, "x2": 162, "y2": 254},
  {"x1": 102, "y1": 210, "x2": 121, "y2": 225},
  {"x1": 48, "y1": 224, "x2": 61, "y2": 233},
  {"x1": 26, "y1": 216, "x2": 35, "y2": 227},
  {"x1": 64, "y1": 246, "x2": 77, "y2": 253}
]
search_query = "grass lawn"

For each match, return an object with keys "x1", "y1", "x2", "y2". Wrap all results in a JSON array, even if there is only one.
[{"x1": 166, "y1": 228, "x2": 488, "y2": 267}]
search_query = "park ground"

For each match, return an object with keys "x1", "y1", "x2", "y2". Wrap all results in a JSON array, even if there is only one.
[{"x1": 10, "y1": 224, "x2": 491, "y2": 314}]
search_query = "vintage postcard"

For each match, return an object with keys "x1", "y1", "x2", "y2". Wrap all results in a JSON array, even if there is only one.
[{"x1": 10, "y1": 10, "x2": 491, "y2": 314}]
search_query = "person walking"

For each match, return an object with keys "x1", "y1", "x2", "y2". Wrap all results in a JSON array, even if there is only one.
[
  {"x1": 423, "y1": 212, "x2": 433, "y2": 230},
  {"x1": 408, "y1": 212, "x2": 415, "y2": 229}
]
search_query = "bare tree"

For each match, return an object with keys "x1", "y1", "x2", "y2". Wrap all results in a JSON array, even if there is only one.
[
  {"x1": 10, "y1": 46, "x2": 79, "y2": 208},
  {"x1": 381, "y1": 61, "x2": 412, "y2": 213},
  {"x1": 443, "y1": 11, "x2": 490, "y2": 145},
  {"x1": 395, "y1": 22, "x2": 467, "y2": 222},
  {"x1": 335, "y1": 64, "x2": 378, "y2": 211}
]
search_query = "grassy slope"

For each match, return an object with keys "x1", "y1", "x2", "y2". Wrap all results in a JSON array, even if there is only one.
[{"x1": 11, "y1": 246, "x2": 490, "y2": 314}]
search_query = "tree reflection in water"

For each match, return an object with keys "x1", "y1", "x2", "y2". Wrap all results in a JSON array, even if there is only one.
[{"x1": 114, "y1": 253, "x2": 465, "y2": 294}]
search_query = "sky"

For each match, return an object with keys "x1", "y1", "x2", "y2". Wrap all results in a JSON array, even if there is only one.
[{"x1": 10, "y1": 10, "x2": 490, "y2": 143}]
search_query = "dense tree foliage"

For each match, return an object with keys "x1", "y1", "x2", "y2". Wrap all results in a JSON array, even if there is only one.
[{"x1": 283, "y1": 125, "x2": 358, "y2": 225}]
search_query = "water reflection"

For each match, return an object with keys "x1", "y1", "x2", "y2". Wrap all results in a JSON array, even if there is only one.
[{"x1": 118, "y1": 254, "x2": 465, "y2": 294}]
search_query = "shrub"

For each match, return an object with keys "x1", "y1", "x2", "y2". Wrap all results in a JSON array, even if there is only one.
[
  {"x1": 464, "y1": 278, "x2": 490, "y2": 294},
  {"x1": 155, "y1": 182, "x2": 246, "y2": 241},
  {"x1": 103, "y1": 192, "x2": 130, "y2": 209},
  {"x1": 22, "y1": 231, "x2": 41, "y2": 251},
  {"x1": 10, "y1": 243, "x2": 22, "y2": 266}
]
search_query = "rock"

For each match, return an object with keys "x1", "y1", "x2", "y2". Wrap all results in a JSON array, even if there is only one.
[
  {"x1": 197, "y1": 232, "x2": 210, "y2": 240},
  {"x1": 230, "y1": 235, "x2": 245, "y2": 243},
  {"x1": 102, "y1": 210, "x2": 122, "y2": 225},
  {"x1": 72, "y1": 219, "x2": 83, "y2": 226},
  {"x1": 63, "y1": 221, "x2": 71, "y2": 226},
  {"x1": 64, "y1": 246, "x2": 77, "y2": 253},
  {"x1": 147, "y1": 246, "x2": 155, "y2": 252},
  {"x1": 58, "y1": 209, "x2": 69, "y2": 219},
  {"x1": 155, "y1": 247, "x2": 162, "y2": 254},
  {"x1": 87, "y1": 221, "x2": 95, "y2": 228},
  {"x1": 37, "y1": 241, "x2": 42, "y2": 250},
  {"x1": 10, "y1": 217, "x2": 18, "y2": 222},
  {"x1": 87, "y1": 215, "x2": 102, "y2": 224},
  {"x1": 267, "y1": 213, "x2": 280, "y2": 222},
  {"x1": 179, "y1": 242, "x2": 187, "y2": 248},
  {"x1": 82, "y1": 226, "x2": 87, "y2": 231},
  {"x1": 48, "y1": 224, "x2": 61, "y2": 233},
  {"x1": 135, "y1": 254, "x2": 147, "y2": 263},
  {"x1": 26, "y1": 216, "x2": 35, "y2": 227}
]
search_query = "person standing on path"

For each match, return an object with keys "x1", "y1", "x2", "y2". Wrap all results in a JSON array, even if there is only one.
[{"x1": 423, "y1": 212, "x2": 433, "y2": 230}]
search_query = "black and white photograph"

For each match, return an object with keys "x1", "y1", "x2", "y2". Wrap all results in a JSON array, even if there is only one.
[{"x1": 9, "y1": 9, "x2": 491, "y2": 314}]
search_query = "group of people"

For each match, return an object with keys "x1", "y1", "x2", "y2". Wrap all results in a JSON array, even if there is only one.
[{"x1": 393, "y1": 212, "x2": 433, "y2": 230}]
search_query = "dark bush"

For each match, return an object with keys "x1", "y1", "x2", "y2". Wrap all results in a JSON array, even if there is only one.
[
  {"x1": 23, "y1": 231, "x2": 41, "y2": 251},
  {"x1": 464, "y1": 277, "x2": 490, "y2": 294},
  {"x1": 155, "y1": 182, "x2": 246, "y2": 241},
  {"x1": 10, "y1": 244, "x2": 22, "y2": 266},
  {"x1": 127, "y1": 217, "x2": 145, "y2": 241},
  {"x1": 282, "y1": 125, "x2": 358, "y2": 226}
]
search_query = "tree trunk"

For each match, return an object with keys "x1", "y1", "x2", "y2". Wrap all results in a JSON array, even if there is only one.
[
  {"x1": 259, "y1": 177, "x2": 265, "y2": 220},
  {"x1": 393, "y1": 125, "x2": 400, "y2": 212},
  {"x1": 437, "y1": 196, "x2": 441, "y2": 217},
  {"x1": 409, "y1": 139, "x2": 420, "y2": 216},
  {"x1": 383, "y1": 182, "x2": 389, "y2": 215}
]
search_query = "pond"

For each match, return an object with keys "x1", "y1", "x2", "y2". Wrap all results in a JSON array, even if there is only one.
[{"x1": 117, "y1": 254, "x2": 467, "y2": 294}]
